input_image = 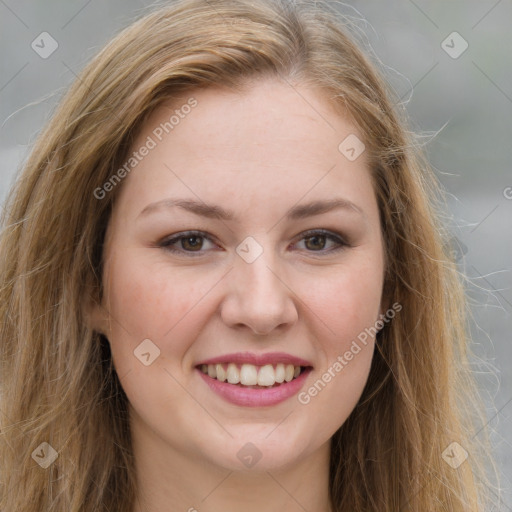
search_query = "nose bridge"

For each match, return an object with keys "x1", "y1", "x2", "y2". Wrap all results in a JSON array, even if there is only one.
[
  {"x1": 234, "y1": 234, "x2": 279, "y2": 288},
  {"x1": 239, "y1": 249, "x2": 280, "y2": 296},
  {"x1": 221, "y1": 238, "x2": 298, "y2": 334}
]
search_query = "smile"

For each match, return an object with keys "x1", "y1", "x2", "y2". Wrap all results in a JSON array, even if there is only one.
[
  {"x1": 195, "y1": 352, "x2": 313, "y2": 407},
  {"x1": 200, "y1": 363, "x2": 303, "y2": 387}
]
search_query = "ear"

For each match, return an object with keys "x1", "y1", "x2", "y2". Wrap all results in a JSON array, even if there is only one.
[{"x1": 81, "y1": 285, "x2": 110, "y2": 336}]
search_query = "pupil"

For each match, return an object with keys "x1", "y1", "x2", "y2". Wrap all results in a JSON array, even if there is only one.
[
  {"x1": 183, "y1": 236, "x2": 202, "y2": 251},
  {"x1": 306, "y1": 235, "x2": 325, "y2": 250}
]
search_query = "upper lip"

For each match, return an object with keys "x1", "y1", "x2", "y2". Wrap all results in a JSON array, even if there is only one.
[{"x1": 196, "y1": 351, "x2": 313, "y2": 367}]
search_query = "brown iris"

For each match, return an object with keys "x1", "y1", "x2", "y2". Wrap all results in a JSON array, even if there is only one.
[
  {"x1": 304, "y1": 234, "x2": 327, "y2": 251},
  {"x1": 181, "y1": 235, "x2": 204, "y2": 251}
]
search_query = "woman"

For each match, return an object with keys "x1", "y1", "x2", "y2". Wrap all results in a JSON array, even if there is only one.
[{"x1": 0, "y1": 0, "x2": 495, "y2": 510}]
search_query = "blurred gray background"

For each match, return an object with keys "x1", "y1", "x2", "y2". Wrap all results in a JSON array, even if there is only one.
[{"x1": 1, "y1": 0, "x2": 511, "y2": 507}]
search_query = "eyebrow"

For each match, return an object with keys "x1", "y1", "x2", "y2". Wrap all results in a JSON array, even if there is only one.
[{"x1": 138, "y1": 197, "x2": 365, "y2": 221}]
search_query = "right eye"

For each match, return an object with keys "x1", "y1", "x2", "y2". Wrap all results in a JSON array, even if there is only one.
[{"x1": 158, "y1": 231, "x2": 219, "y2": 256}]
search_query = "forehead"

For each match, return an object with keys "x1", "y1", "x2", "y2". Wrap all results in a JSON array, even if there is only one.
[{"x1": 112, "y1": 77, "x2": 378, "y2": 224}]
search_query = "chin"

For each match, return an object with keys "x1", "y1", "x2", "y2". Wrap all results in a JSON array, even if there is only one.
[{"x1": 201, "y1": 428, "x2": 316, "y2": 472}]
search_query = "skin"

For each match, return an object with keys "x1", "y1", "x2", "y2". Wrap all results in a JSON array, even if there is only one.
[{"x1": 91, "y1": 77, "x2": 386, "y2": 512}]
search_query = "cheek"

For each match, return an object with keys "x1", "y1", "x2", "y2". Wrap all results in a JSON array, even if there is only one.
[
  {"x1": 301, "y1": 256, "x2": 384, "y2": 350},
  {"x1": 101, "y1": 251, "x2": 228, "y2": 381},
  {"x1": 104, "y1": 250, "x2": 215, "y2": 338},
  {"x1": 295, "y1": 265, "x2": 381, "y2": 430}
]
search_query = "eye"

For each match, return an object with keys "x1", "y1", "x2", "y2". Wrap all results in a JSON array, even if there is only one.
[
  {"x1": 158, "y1": 229, "x2": 349, "y2": 257},
  {"x1": 293, "y1": 229, "x2": 349, "y2": 254},
  {"x1": 158, "y1": 231, "x2": 218, "y2": 256}
]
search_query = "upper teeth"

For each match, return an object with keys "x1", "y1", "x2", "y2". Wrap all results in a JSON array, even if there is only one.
[{"x1": 200, "y1": 363, "x2": 301, "y2": 386}]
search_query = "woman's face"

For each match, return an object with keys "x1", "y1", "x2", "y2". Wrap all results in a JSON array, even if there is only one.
[{"x1": 95, "y1": 77, "x2": 386, "y2": 471}]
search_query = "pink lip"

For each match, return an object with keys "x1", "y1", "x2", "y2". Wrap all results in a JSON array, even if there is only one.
[
  {"x1": 197, "y1": 368, "x2": 311, "y2": 407},
  {"x1": 197, "y1": 367, "x2": 313, "y2": 407},
  {"x1": 196, "y1": 352, "x2": 313, "y2": 407},
  {"x1": 196, "y1": 351, "x2": 313, "y2": 367}
]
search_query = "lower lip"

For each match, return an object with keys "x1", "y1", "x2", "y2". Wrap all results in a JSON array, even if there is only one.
[{"x1": 197, "y1": 368, "x2": 312, "y2": 407}]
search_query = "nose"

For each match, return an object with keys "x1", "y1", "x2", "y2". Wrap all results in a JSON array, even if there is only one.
[{"x1": 220, "y1": 249, "x2": 299, "y2": 336}]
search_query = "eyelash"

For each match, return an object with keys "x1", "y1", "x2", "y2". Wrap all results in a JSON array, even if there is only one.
[{"x1": 158, "y1": 229, "x2": 350, "y2": 257}]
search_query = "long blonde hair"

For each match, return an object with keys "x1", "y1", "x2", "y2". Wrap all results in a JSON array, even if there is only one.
[{"x1": 0, "y1": 0, "x2": 495, "y2": 510}]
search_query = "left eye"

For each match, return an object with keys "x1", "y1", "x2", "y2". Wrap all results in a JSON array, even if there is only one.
[
  {"x1": 295, "y1": 230, "x2": 347, "y2": 252},
  {"x1": 158, "y1": 229, "x2": 348, "y2": 256}
]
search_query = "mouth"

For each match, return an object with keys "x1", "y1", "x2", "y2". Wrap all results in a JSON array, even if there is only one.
[
  {"x1": 197, "y1": 362, "x2": 309, "y2": 388},
  {"x1": 194, "y1": 353, "x2": 313, "y2": 407}
]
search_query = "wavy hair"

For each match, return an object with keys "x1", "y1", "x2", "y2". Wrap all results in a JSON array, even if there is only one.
[{"x1": 0, "y1": 0, "x2": 494, "y2": 510}]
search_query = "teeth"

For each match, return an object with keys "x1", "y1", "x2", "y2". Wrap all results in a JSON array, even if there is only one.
[
  {"x1": 284, "y1": 364, "x2": 294, "y2": 382},
  {"x1": 275, "y1": 363, "x2": 285, "y2": 383},
  {"x1": 226, "y1": 363, "x2": 240, "y2": 384},
  {"x1": 200, "y1": 362, "x2": 303, "y2": 387},
  {"x1": 216, "y1": 364, "x2": 226, "y2": 382},
  {"x1": 257, "y1": 364, "x2": 275, "y2": 386},
  {"x1": 240, "y1": 364, "x2": 258, "y2": 385}
]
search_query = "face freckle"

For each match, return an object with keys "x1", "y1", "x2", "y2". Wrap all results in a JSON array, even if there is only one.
[{"x1": 96, "y1": 76, "x2": 386, "y2": 474}]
